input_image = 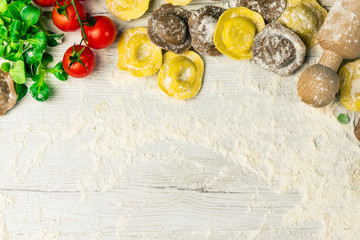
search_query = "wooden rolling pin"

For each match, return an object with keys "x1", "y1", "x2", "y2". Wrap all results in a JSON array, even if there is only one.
[{"x1": 297, "y1": 0, "x2": 360, "y2": 108}]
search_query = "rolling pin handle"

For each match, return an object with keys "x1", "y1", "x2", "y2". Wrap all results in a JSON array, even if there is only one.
[{"x1": 318, "y1": 50, "x2": 343, "y2": 72}]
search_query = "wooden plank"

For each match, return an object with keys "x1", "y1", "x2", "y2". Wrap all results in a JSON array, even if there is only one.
[
  {"x1": 0, "y1": 0, "x2": 338, "y2": 239},
  {"x1": 1, "y1": 187, "x2": 320, "y2": 240}
]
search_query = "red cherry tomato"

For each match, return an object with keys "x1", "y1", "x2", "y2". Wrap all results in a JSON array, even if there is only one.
[
  {"x1": 63, "y1": 45, "x2": 95, "y2": 78},
  {"x1": 33, "y1": 0, "x2": 56, "y2": 7},
  {"x1": 82, "y1": 16, "x2": 117, "y2": 49},
  {"x1": 52, "y1": 0, "x2": 86, "y2": 32}
]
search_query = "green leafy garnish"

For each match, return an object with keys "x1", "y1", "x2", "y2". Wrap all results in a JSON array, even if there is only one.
[
  {"x1": 1, "y1": 62, "x2": 11, "y2": 72},
  {"x1": 45, "y1": 32, "x2": 63, "y2": 47},
  {"x1": 5, "y1": 39, "x2": 23, "y2": 61},
  {"x1": 9, "y1": 59, "x2": 26, "y2": 84},
  {"x1": 3, "y1": 1, "x2": 26, "y2": 20},
  {"x1": 0, "y1": 25, "x2": 8, "y2": 40},
  {"x1": 41, "y1": 52, "x2": 53, "y2": 67},
  {"x1": 0, "y1": 0, "x2": 8, "y2": 13},
  {"x1": 20, "y1": 5, "x2": 40, "y2": 31},
  {"x1": 30, "y1": 62, "x2": 49, "y2": 102},
  {"x1": 47, "y1": 61, "x2": 68, "y2": 81},
  {"x1": 9, "y1": 19, "x2": 21, "y2": 41},
  {"x1": 23, "y1": 47, "x2": 43, "y2": 64},
  {"x1": 337, "y1": 113, "x2": 350, "y2": 124},
  {"x1": 26, "y1": 31, "x2": 47, "y2": 51},
  {"x1": 30, "y1": 79, "x2": 49, "y2": 102},
  {"x1": 0, "y1": 0, "x2": 67, "y2": 103},
  {"x1": 36, "y1": 17, "x2": 64, "y2": 47},
  {"x1": 1, "y1": 62, "x2": 10, "y2": 72},
  {"x1": 14, "y1": 82, "x2": 28, "y2": 101}
]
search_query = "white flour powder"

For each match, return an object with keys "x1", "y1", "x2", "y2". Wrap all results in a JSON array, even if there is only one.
[{"x1": 1, "y1": 0, "x2": 360, "y2": 239}]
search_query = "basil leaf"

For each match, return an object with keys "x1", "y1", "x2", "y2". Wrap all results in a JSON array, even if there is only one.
[
  {"x1": 41, "y1": 52, "x2": 53, "y2": 67},
  {"x1": 4, "y1": 39, "x2": 23, "y2": 61},
  {"x1": 1, "y1": 15, "x2": 11, "y2": 25},
  {"x1": 20, "y1": 5, "x2": 40, "y2": 29},
  {"x1": 0, "y1": 44, "x2": 5, "y2": 57},
  {"x1": 19, "y1": 0, "x2": 32, "y2": 5},
  {"x1": 47, "y1": 61, "x2": 68, "y2": 81},
  {"x1": 4, "y1": 50, "x2": 21, "y2": 61},
  {"x1": 30, "y1": 72, "x2": 49, "y2": 101},
  {"x1": 26, "y1": 31, "x2": 46, "y2": 51},
  {"x1": 9, "y1": 59, "x2": 26, "y2": 84},
  {"x1": 29, "y1": 63, "x2": 40, "y2": 76},
  {"x1": 23, "y1": 47, "x2": 43, "y2": 64},
  {"x1": 25, "y1": 61, "x2": 38, "y2": 77},
  {"x1": 9, "y1": 41, "x2": 20, "y2": 51},
  {"x1": 31, "y1": 73, "x2": 41, "y2": 82},
  {"x1": 9, "y1": 19, "x2": 22, "y2": 42},
  {"x1": 3, "y1": 1, "x2": 26, "y2": 19},
  {"x1": 27, "y1": 25, "x2": 39, "y2": 35},
  {"x1": 1, "y1": 62, "x2": 10, "y2": 72},
  {"x1": 14, "y1": 82, "x2": 28, "y2": 101},
  {"x1": 46, "y1": 32, "x2": 64, "y2": 47},
  {"x1": 4, "y1": 44, "x2": 11, "y2": 55},
  {"x1": 0, "y1": 25, "x2": 8, "y2": 41},
  {"x1": 0, "y1": 0, "x2": 7, "y2": 13}
]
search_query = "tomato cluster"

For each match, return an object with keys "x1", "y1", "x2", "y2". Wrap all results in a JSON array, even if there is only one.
[{"x1": 33, "y1": 0, "x2": 117, "y2": 78}]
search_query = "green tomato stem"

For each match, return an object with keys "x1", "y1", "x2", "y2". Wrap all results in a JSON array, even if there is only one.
[{"x1": 70, "y1": 0, "x2": 87, "y2": 44}]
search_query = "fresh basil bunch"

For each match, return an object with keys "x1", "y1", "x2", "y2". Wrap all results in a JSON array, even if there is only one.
[{"x1": 0, "y1": 0, "x2": 68, "y2": 102}]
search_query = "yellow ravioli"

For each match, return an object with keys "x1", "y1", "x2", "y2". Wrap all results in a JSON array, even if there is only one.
[
  {"x1": 339, "y1": 59, "x2": 360, "y2": 112},
  {"x1": 214, "y1": 7, "x2": 265, "y2": 60},
  {"x1": 117, "y1": 27, "x2": 162, "y2": 78},
  {"x1": 166, "y1": 0, "x2": 192, "y2": 6},
  {"x1": 278, "y1": 0, "x2": 327, "y2": 48},
  {"x1": 106, "y1": 0, "x2": 150, "y2": 21},
  {"x1": 158, "y1": 51, "x2": 204, "y2": 100}
]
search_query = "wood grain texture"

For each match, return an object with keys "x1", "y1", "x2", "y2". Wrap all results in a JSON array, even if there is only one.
[{"x1": 0, "y1": 0, "x2": 340, "y2": 239}]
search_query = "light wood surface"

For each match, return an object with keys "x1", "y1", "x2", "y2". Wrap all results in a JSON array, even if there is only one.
[{"x1": 0, "y1": 0, "x2": 350, "y2": 239}]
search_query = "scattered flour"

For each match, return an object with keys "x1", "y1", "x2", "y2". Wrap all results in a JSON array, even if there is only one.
[
  {"x1": 4, "y1": 58, "x2": 358, "y2": 238},
  {"x1": 0, "y1": 192, "x2": 13, "y2": 240},
  {"x1": 1, "y1": 0, "x2": 360, "y2": 239}
]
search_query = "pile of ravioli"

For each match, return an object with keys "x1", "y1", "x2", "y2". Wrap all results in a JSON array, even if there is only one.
[{"x1": 106, "y1": 0, "x2": 329, "y2": 100}]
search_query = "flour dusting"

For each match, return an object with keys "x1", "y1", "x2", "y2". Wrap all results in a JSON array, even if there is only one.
[
  {"x1": 1, "y1": 0, "x2": 360, "y2": 239},
  {"x1": 0, "y1": 192, "x2": 12, "y2": 240},
  {"x1": 4, "y1": 57, "x2": 359, "y2": 238},
  {"x1": 3, "y1": 59, "x2": 360, "y2": 236}
]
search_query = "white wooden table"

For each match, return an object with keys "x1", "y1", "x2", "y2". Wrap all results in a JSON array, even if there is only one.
[{"x1": 2, "y1": 0, "x2": 360, "y2": 239}]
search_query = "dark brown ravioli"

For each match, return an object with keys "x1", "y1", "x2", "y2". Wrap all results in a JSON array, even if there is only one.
[
  {"x1": 147, "y1": 4, "x2": 192, "y2": 54},
  {"x1": 237, "y1": 0, "x2": 287, "y2": 23},
  {"x1": 252, "y1": 22, "x2": 306, "y2": 76},
  {"x1": 188, "y1": 6, "x2": 225, "y2": 56}
]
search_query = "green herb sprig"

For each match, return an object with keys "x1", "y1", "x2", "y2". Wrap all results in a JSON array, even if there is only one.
[{"x1": 0, "y1": 0, "x2": 68, "y2": 102}]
